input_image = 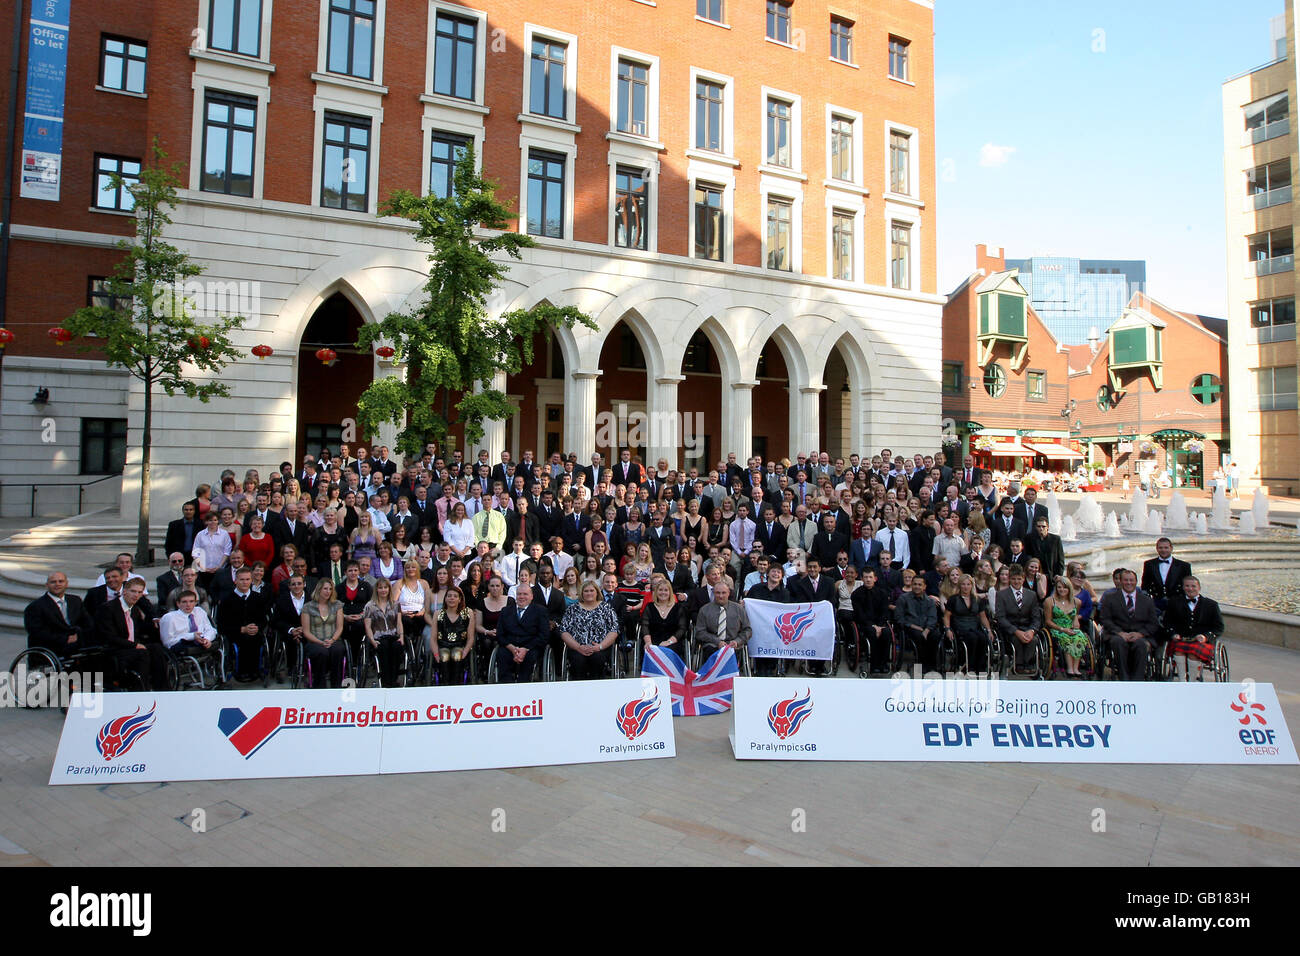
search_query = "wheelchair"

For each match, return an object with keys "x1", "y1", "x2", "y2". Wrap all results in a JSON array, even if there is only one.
[
  {"x1": 1037, "y1": 621, "x2": 1101, "y2": 681},
  {"x1": 850, "y1": 621, "x2": 900, "y2": 679},
  {"x1": 293, "y1": 638, "x2": 350, "y2": 689},
  {"x1": 485, "y1": 643, "x2": 555, "y2": 683},
  {"x1": 1164, "y1": 636, "x2": 1230, "y2": 683},
  {"x1": 356, "y1": 633, "x2": 411, "y2": 688},
  {"x1": 560, "y1": 642, "x2": 620, "y2": 680},
  {"x1": 167, "y1": 640, "x2": 227, "y2": 691},
  {"x1": 690, "y1": 633, "x2": 752, "y2": 677},
  {"x1": 7, "y1": 643, "x2": 140, "y2": 707},
  {"x1": 427, "y1": 639, "x2": 478, "y2": 686}
]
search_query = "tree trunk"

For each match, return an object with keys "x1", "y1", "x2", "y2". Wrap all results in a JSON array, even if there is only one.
[{"x1": 135, "y1": 380, "x2": 152, "y2": 567}]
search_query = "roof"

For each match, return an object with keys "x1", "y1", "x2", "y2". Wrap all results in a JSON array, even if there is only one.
[
  {"x1": 1177, "y1": 311, "x2": 1229, "y2": 341},
  {"x1": 974, "y1": 271, "x2": 1027, "y2": 295}
]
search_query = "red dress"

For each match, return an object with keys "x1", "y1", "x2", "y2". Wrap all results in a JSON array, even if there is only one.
[{"x1": 241, "y1": 532, "x2": 276, "y2": 568}]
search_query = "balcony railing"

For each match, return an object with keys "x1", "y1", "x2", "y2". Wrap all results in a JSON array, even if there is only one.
[
  {"x1": 1253, "y1": 253, "x2": 1295, "y2": 276},
  {"x1": 1252, "y1": 322, "x2": 1298, "y2": 344},
  {"x1": 1252, "y1": 184, "x2": 1293, "y2": 209},
  {"x1": 1245, "y1": 117, "x2": 1290, "y2": 146}
]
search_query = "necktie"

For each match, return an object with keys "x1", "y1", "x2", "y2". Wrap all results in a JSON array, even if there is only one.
[
  {"x1": 799, "y1": 523, "x2": 807, "y2": 550},
  {"x1": 517, "y1": 607, "x2": 524, "y2": 621},
  {"x1": 188, "y1": 612, "x2": 198, "y2": 633},
  {"x1": 717, "y1": 605, "x2": 727, "y2": 642},
  {"x1": 1126, "y1": 594, "x2": 1134, "y2": 614},
  {"x1": 888, "y1": 530, "x2": 896, "y2": 558},
  {"x1": 124, "y1": 608, "x2": 134, "y2": 641},
  {"x1": 1015, "y1": 590, "x2": 1022, "y2": 609},
  {"x1": 57, "y1": 598, "x2": 67, "y2": 622}
]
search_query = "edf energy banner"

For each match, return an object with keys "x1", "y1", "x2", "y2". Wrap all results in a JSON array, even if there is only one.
[
  {"x1": 20, "y1": 0, "x2": 71, "y2": 201},
  {"x1": 730, "y1": 678, "x2": 1298, "y2": 765},
  {"x1": 746, "y1": 598, "x2": 835, "y2": 660},
  {"x1": 50, "y1": 678, "x2": 674, "y2": 784}
]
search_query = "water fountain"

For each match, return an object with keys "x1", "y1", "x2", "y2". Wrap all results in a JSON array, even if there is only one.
[
  {"x1": 1144, "y1": 510, "x2": 1163, "y2": 535},
  {"x1": 1074, "y1": 493, "x2": 1104, "y2": 535},
  {"x1": 1060, "y1": 514, "x2": 1077, "y2": 542},
  {"x1": 1239, "y1": 510, "x2": 1257, "y2": 534},
  {"x1": 1194, "y1": 513, "x2": 1208, "y2": 534},
  {"x1": 1164, "y1": 491, "x2": 1189, "y2": 531},
  {"x1": 1119, "y1": 513, "x2": 1131, "y2": 530},
  {"x1": 1252, "y1": 490, "x2": 1270, "y2": 529},
  {"x1": 1210, "y1": 486, "x2": 1231, "y2": 531},
  {"x1": 1128, "y1": 487, "x2": 1149, "y2": 532},
  {"x1": 1103, "y1": 511, "x2": 1121, "y2": 538},
  {"x1": 1046, "y1": 490, "x2": 1062, "y2": 534},
  {"x1": 1089, "y1": 548, "x2": 1108, "y2": 574}
]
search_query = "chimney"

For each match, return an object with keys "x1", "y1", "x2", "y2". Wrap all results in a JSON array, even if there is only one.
[
  {"x1": 975, "y1": 243, "x2": 1005, "y2": 274},
  {"x1": 1087, "y1": 325, "x2": 1101, "y2": 355}
]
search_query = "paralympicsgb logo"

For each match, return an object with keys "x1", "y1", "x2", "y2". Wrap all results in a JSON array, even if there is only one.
[
  {"x1": 774, "y1": 605, "x2": 816, "y2": 646},
  {"x1": 768, "y1": 690, "x2": 813, "y2": 739},
  {"x1": 96, "y1": 703, "x2": 156, "y2": 761},
  {"x1": 614, "y1": 689, "x2": 662, "y2": 740}
]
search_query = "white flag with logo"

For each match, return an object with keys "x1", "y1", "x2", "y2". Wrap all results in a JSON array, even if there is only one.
[{"x1": 745, "y1": 599, "x2": 835, "y2": 660}]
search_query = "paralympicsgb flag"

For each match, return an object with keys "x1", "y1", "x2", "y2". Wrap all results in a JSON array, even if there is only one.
[
  {"x1": 745, "y1": 599, "x2": 835, "y2": 660},
  {"x1": 640, "y1": 644, "x2": 738, "y2": 715}
]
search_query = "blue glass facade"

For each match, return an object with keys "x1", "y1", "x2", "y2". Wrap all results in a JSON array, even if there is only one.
[{"x1": 1003, "y1": 256, "x2": 1146, "y2": 345}]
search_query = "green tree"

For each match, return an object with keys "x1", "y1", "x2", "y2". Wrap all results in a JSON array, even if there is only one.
[
  {"x1": 356, "y1": 148, "x2": 595, "y2": 457},
  {"x1": 61, "y1": 142, "x2": 245, "y2": 565}
]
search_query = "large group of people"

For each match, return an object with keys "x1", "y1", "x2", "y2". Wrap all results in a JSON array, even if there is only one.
[{"x1": 22, "y1": 441, "x2": 1226, "y2": 689}]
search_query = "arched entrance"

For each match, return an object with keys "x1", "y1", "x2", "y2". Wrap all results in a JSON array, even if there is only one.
[
  {"x1": 752, "y1": 340, "x2": 790, "y2": 464},
  {"x1": 678, "y1": 328, "x2": 722, "y2": 472},
  {"x1": 296, "y1": 292, "x2": 372, "y2": 463},
  {"x1": 820, "y1": 345, "x2": 851, "y2": 461},
  {"x1": 595, "y1": 319, "x2": 651, "y2": 466}
]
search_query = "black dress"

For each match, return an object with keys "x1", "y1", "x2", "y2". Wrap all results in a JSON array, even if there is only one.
[{"x1": 640, "y1": 601, "x2": 684, "y2": 651}]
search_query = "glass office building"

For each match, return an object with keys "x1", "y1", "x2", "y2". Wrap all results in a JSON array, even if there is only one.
[{"x1": 1003, "y1": 256, "x2": 1146, "y2": 344}]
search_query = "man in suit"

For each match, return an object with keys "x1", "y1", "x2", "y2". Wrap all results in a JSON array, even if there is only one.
[
  {"x1": 219, "y1": 567, "x2": 269, "y2": 682},
  {"x1": 242, "y1": 491, "x2": 280, "y2": 536},
  {"x1": 1163, "y1": 576, "x2": 1225, "y2": 677},
  {"x1": 274, "y1": 501, "x2": 314, "y2": 562},
  {"x1": 1014, "y1": 485, "x2": 1049, "y2": 529},
  {"x1": 809, "y1": 512, "x2": 849, "y2": 570},
  {"x1": 506, "y1": 495, "x2": 540, "y2": 548},
  {"x1": 849, "y1": 534, "x2": 884, "y2": 573},
  {"x1": 660, "y1": 549, "x2": 695, "y2": 596},
  {"x1": 373, "y1": 446, "x2": 398, "y2": 481},
  {"x1": 94, "y1": 576, "x2": 165, "y2": 690},
  {"x1": 790, "y1": 558, "x2": 837, "y2": 675},
  {"x1": 613, "y1": 449, "x2": 642, "y2": 488},
  {"x1": 957, "y1": 454, "x2": 982, "y2": 491},
  {"x1": 754, "y1": 507, "x2": 787, "y2": 560},
  {"x1": 210, "y1": 549, "x2": 251, "y2": 603},
  {"x1": 1098, "y1": 568, "x2": 1163, "y2": 680},
  {"x1": 164, "y1": 502, "x2": 201, "y2": 568},
  {"x1": 314, "y1": 543, "x2": 347, "y2": 589},
  {"x1": 994, "y1": 565, "x2": 1043, "y2": 674},
  {"x1": 933, "y1": 451, "x2": 955, "y2": 491},
  {"x1": 156, "y1": 553, "x2": 186, "y2": 608},
  {"x1": 84, "y1": 567, "x2": 125, "y2": 619},
  {"x1": 1026, "y1": 516, "x2": 1066, "y2": 581},
  {"x1": 989, "y1": 498, "x2": 1029, "y2": 557},
  {"x1": 1141, "y1": 538, "x2": 1192, "y2": 613},
  {"x1": 25, "y1": 572, "x2": 92, "y2": 657},
  {"x1": 694, "y1": 580, "x2": 750, "y2": 657},
  {"x1": 496, "y1": 585, "x2": 550, "y2": 682}
]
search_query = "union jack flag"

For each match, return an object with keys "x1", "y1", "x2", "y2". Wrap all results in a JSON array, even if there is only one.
[{"x1": 640, "y1": 644, "x2": 738, "y2": 716}]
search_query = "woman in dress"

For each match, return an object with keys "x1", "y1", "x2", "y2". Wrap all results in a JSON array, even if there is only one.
[
  {"x1": 630, "y1": 542, "x2": 655, "y2": 585},
  {"x1": 312, "y1": 508, "x2": 348, "y2": 566},
  {"x1": 972, "y1": 559, "x2": 997, "y2": 601},
  {"x1": 559, "y1": 581, "x2": 620, "y2": 680},
  {"x1": 1044, "y1": 575, "x2": 1089, "y2": 677},
  {"x1": 218, "y1": 506, "x2": 242, "y2": 551},
  {"x1": 707, "y1": 507, "x2": 728, "y2": 555},
  {"x1": 240, "y1": 513, "x2": 275, "y2": 569},
  {"x1": 339, "y1": 490, "x2": 363, "y2": 535},
  {"x1": 190, "y1": 483, "x2": 214, "y2": 522},
  {"x1": 301, "y1": 579, "x2": 346, "y2": 688},
  {"x1": 373, "y1": 540, "x2": 403, "y2": 583},
  {"x1": 681, "y1": 498, "x2": 707, "y2": 554},
  {"x1": 349, "y1": 511, "x2": 382, "y2": 564},
  {"x1": 429, "y1": 565, "x2": 451, "y2": 616},
  {"x1": 363, "y1": 576, "x2": 404, "y2": 687},
  {"x1": 584, "y1": 502, "x2": 612, "y2": 556},
  {"x1": 462, "y1": 561, "x2": 486, "y2": 610},
  {"x1": 390, "y1": 525, "x2": 417, "y2": 564},
  {"x1": 640, "y1": 577, "x2": 685, "y2": 656},
  {"x1": 211, "y1": 476, "x2": 241, "y2": 516},
  {"x1": 476, "y1": 575, "x2": 509, "y2": 667},
  {"x1": 851, "y1": 500, "x2": 872, "y2": 541},
  {"x1": 268, "y1": 490, "x2": 285, "y2": 521},
  {"x1": 415, "y1": 525, "x2": 437, "y2": 562},
  {"x1": 580, "y1": 554, "x2": 603, "y2": 586},
  {"x1": 1025, "y1": 557, "x2": 1051, "y2": 603},
  {"x1": 1066, "y1": 562, "x2": 1097, "y2": 632},
  {"x1": 561, "y1": 566, "x2": 582, "y2": 606},
  {"x1": 945, "y1": 574, "x2": 991, "y2": 673},
  {"x1": 430, "y1": 585, "x2": 476, "y2": 685},
  {"x1": 397, "y1": 560, "x2": 434, "y2": 667},
  {"x1": 939, "y1": 565, "x2": 962, "y2": 603}
]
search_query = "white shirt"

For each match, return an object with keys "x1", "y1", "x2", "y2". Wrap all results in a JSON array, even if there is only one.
[
  {"x1": 496, "y1": 551, "x2": 528, "y2": 587},
  {"x1": 95, "y1": 572, "x2": 149, "y2": 596},
  {"x1": 367, "y1": 507, "x2": 392, "y2": 534},
  {"x1": 545, "y1": 550, "x2": 574, "y2": 579},
  {"x1": 160, "y1": 606, "x2": 217, "y2": 649},
  {"x1": 873, "y1": 524, "x2": 911, "y2": 568},
  {"x1": 192, "y1": 528, "x2": 232, "y2": 572}
]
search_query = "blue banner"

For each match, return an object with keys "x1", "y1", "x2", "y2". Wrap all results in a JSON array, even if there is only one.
[{"x1": 20, "y1": 0, "x2": 71, "y2": 201}]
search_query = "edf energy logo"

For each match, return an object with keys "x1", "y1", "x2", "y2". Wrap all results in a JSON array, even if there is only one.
[
  {"x1": 775, "y1": 606, "x2": 816, "y2": 646},
  {"x1": 614, "y1": 690, "x2": 661, "y2": 740},
  {"x1": 768, "y1": 690, "x2": 813, "y2": 739},
  {"x1": 218, "y1": 706, "x2": 283, "y2": 758},
  {"x1": 1230, "y1": 692, "x2": 1267, "y2": 725},
  {"x1": 96, "y1": 703, "x2": 156, "y2": 761}
]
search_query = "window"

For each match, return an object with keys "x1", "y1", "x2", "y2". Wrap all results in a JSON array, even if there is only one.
[
  {"x1": 889, "y1": 130, "x2": 911, "y2": 195},
  {"x1": 305, "y1": 423, "x2": 345, "y2": 453},
  {"x1": 1248, "y1": 160, "x2": 1291, "y2": 208},
  {"x1": 1248, "y1": 228, "x2": 1294, "y2": 275},
  {"x1": 209, "y1": 0, "x2": 262, "y2": 57},
  {"x1": 1190, "y1": 374, "x2": 1223, "y2": 406},
  {"x1": 619, "y1": 327, "x2": 646, "y2": 368},
  {"x1": 890, "y1": 220, "x2": 911, "y2": 289},
  {"x1": 1251, "y1": 297, "x2": 1297, "y2": 327},
  {"x1": 831, "y1": 209, "x2": 853, "y2": 281},
  {"x1": 831, "y1": 18, "x2": 854, "y2": 63},
  {"x1": 617, "y1": 59, "x2": 649, "y2": 136},
  {"x1": 694, "y1": 183, "x2": 724, "y2": 261},
  {"x1": 100, "y1": 36, "x2": 147, "y2": 94},
  {"x1": 429, "y1": 132, "x2": 470, "y2": 199},
  {"x1": 767, "y1": 2, "x2": 791, "y2": 44},
  {"x1": 697, "y1": 0, "x2": 724, "y2": 23},
  {"x1": 81, "y1": 419, "x2": 128, "y2": 475},
  {"x1": 830, "y1": 115, "x2": 853, "y2": 180},
  {"x1": 93, "y1": 155, "x2": 141, "y2": 211},
  {"x1": 766, "y1": 198, "x2": 792, "y2": 271},
  {"x1": 684, "y1": 330, "x2": 714, "y2": 374},
  {"x1": 201, "y1": 91, "x2": 257, "y2": 196},
  {"x1": 695, "y1": 79, "x2": 725, "y2": 151},
  {"x1": 326, "y1": 0, "x2": 375, "y2": 80},
  {"x1": 1245, "y1": 94, "x2": 1289, "y2": 143},
  {"x1": 320, "y1": 113, "x2": 371, "y2": 211},
  {"x1": 88, "y1": 277, "x2": 131, "y2": 314},
  {"x1": 614, "y1": 167, "x2": 648, "y2": 250},
  {"x1": 433, "y1": 12, "x2": 477, "y2": 100},
  {"x1": 529, "y1": 38, "x2": 567, "y2": 120},
  {"x1": 941, "y1": 361, "x2": 962, "y2": 395},
  {"x1": 526, "y1": 150, "x2": 565, "y2": 238},
  {"x1": 1256, "y1": 366, "x2": 1298, "y2": 411},
  {"x1": 888, "y1": 35, "x2": 909, "y2": 79},
  {"x1": 766, "y1": 98, "x2": 792, "y2": 167},
  {"x1": 983, "y1": 364, "x2": 1006, "y2": 399},
  {"x1": 1027, "y1": 370, "x2": 1046, "y2": 402}
]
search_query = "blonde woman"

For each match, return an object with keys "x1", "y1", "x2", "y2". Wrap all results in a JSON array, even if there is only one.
[
  {"x1": 1044, "y1": 575, "x2": 1089, "y2": 677},
  {"x1": 301, "y1": 579, "x2": 345, "y2": 688}
]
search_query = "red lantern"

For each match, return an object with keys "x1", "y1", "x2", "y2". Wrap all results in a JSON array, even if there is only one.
[
  {"x1": 189, "y1": 335, "x2": 211, "y2": 350},
  {"x1": 0, "y1": 328, "x2": 14, "y2": 349},
  {"x1": 251, "y1": 344, "x2": 273, "y2": 360},
  {"x1": 375, "y1": 345, "x2": 396, "y2": 360},
  {"x1": 315, "y1": 347, "x2": 338, "y2": 367},
  {"x1": 47, "y1": 327, "x2": 72, "y2": 347}
]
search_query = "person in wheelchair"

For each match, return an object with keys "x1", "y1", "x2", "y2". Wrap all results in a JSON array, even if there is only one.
[
  {"x1": 994, "y1": 564, "x2": 1042, "y2": 675},
  {"x1": 363, "y1": 577, "x2": 405, "y2": 687},
  {"x1": 95, "y1": 576, "x2": 167, "y2": 691},
  {"x1": 430, "y1": 585, "x2": 475, "y2": 684},
  {"x1": 495, "y1": 583, "x2": 549, "y2": 682},
  {"x1": 24, "y1": 571, "x2": 91, "y2": 658},
  {"x1": 1097, "y1": 568, "x2": 1161, "y2": 681},
  {"x1": 641, "y1": 577, "x2": 686, "y2": 657},
  {"x1": 1043, "y1": 575, "x2": 1090, "y2": 678},
  {"x1": 746, "y1": 564, "x2": 790, "y2": 676},
  {"x1": 851, "y1": 567, "x2": 893, "y2": 673},
  {"x1": 559, "y1": 581, "x2": 620, "y2": 679},
  {"x1": 895, "y1": 573, "x2": 942, "y2": 673},
  {"x1": 693, "y1": 579, "x2": 750, "y2": 662},
  {"x1": 159, "y1": 589, "x2": 218, "y2": 657},
  {"x1": 1163, "y1": 576, "x2": 1224, "y2": 680},
  {"x1": 944, "y1": 573, "x2": 991, "y2": 674}
]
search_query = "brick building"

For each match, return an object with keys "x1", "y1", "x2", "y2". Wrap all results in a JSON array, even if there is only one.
[{"x1": 0, "y1": 0, "x2": 941, "y2": 517}]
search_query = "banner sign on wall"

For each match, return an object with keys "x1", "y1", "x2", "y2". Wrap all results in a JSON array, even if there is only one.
[
  {"x1": 20, "y1": 0, "x2": 71, "y2": 201},
  {"x1": 730, "y1": 678, "x2": 1298, "y2": 765},
  {"x1": 50, "y1": 678, "x2": 674, "y2": 784},
  {"x1": 745, "y1": 599, "x2": 835, "y2": 660}
]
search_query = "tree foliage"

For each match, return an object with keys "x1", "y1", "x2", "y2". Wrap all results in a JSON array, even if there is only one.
[{"x1": 356, "y1": 147, "x2": 596, "y2": 456}]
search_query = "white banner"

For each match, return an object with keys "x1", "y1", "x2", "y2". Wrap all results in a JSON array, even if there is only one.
[
  {"x1": 50, "y1": 678, "x2": 674, "y2": 784},
  {"x1": 745, "y1": 599, "x2": 835, "y2": 660},
  {"x1": 730, "y1": 678, "x2": 1298, "y2": 764}
]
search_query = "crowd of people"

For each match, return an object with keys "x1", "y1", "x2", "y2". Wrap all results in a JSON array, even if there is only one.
[{"x1": 22, "y1": 441, "x2": 1226, "y2": 689}]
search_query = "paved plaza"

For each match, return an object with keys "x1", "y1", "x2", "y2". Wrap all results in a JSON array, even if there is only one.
[{"x1": 1, "y1": 634, "x2": 1297, "y2": 867}]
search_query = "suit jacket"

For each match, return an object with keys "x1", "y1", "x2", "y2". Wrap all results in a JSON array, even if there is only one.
[
  {"x1": 25, "y1": 593, "x2": 91, "y2": 652},
  {"x1": 694, "y1": 600, "x2": 750, "y2": 649},
  {"x1": 1013, "y1": 499, "x2": 1050, "y2": 529},
  {"x1": 209, "y1": 564, "x2": 249, "y2": 603},
  {"x1": 849, "y1": 537, "x2": 884, "y2": 572},
  {"x1": 155, "y1": 569, "x2": 184, "y2": 608},
  {"x1": 809, "y1": 531, "x2": 850, "y2": 569},
  {"x1": 337, "y1": 579, "x2": 373, "y2": 620},
  {"x1": 93, "y1": 598, "x2": 159, "y2": 651},
  {"x1": 1141, "y1": 557, "x2": 1192, "y2": 608},
  {"x1": 271, "y1": 589, "x2": 308, "y2": 636},
  {"x1": 243, "y1": 509, "x2": 283, "y2": 536},
  {"x1": 1163, "y1": 596, "x2": 1224, "y2": 641},
  {"x1": 532, "y1": 584, "x2": 567, "y2": 628},
  {"x1": 164, "y1": 517, "x2": 200, "y2": 564},
  {"x1": 83, "y1": 584, "x2": 120, "y2": 620},
  {"x1": 217, "y1": 590, "x2": 270, "y2": 641},
  {"x1": 989, "y1": 514, "x2": 1030, "y2": 556},
  {"x1": 789, "y1": 574, "x2": 836, "y2": 605},
  {"x1": 957, "y1": 466, "x2": 985, "y2": 490},
  {"x1": 663, "y1": 564, "x2": 694, "y2": 595},
  {"x1": 497, "y1": 599, "x2": 550, "y2": 652},
  {"x1": 535, "y1": 503, "x2": 563, "y2": 541},
  {"x1": 561, "y1": 512, "x2": 588, "y2": 553},
  {"x1": 850, "y1": 584, "x2": 891, "y2": 628},
  {"x1": 611, "y1": 460, "x2": 642, "y2": 487},
  {"x1": 273, "y1": 518, "x2": 314, "y2": 564},
  {"x1": 993, "y1": 587, "x2": 1042, "y2": 638},
  {"x1": 754, "y1": 519, "x2": 788, "y2": 559},
  {"x1": 1026, "y1": 532, "x2": 1066, "y2": 580},
  {"x1": 505, "y1": 508, "x2": 540, "y2": 547},
  {"x1": 1097, "y1": 588, "x2": 1161, "y2": 641}
]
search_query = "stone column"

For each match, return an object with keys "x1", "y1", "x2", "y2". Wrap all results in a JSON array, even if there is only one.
[
  {"x1": 647, "y1": 374, "x2": 685, "y2": 466},
  {"x1": 794, "y1": 385, "x2": 824, "y2": 457},
  {"x1": 473, "y1": 371, "x2": 509, "y2": 462},
  {"x1": 564, "y1": 370, "x2": 600, "y2": 462},
  {"x1": 727, "y1": 380, "x2": 757, "y2": 459}
]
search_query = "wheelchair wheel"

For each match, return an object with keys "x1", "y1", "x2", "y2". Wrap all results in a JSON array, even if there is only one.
[
  {"x1": 843, "y1": 626, "x2": 860, "y2": 673},
  {"x1": 163, "y1": 655, "x2": 181, "y2": 692},
  {"x1": 1214, "y1": 641, "x2": 1230, "y2": 683},
  {"x1": 8, "y1": 647, "x2": 63, "y2": 708},
  {"x1": 1035, "y1": 632, "x2": 1051, "y2": 680},
  {"x1": 486, "y1": 648, "x2": 499, "y2": 683},
  {"x1": 358, "y1": 642, "x2": 380, "y2": 688}
]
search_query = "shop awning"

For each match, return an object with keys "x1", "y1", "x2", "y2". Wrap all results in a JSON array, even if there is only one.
[
  {"x1": 1150, "y1": 429, "x2": 1205, "y2": 441},
  {"x1": 988, "y1": 442, "x2": 1034, "y2": 456},
  {"x1": 1027, "y1": 442, "x2": 1084, "y2": 459}
]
